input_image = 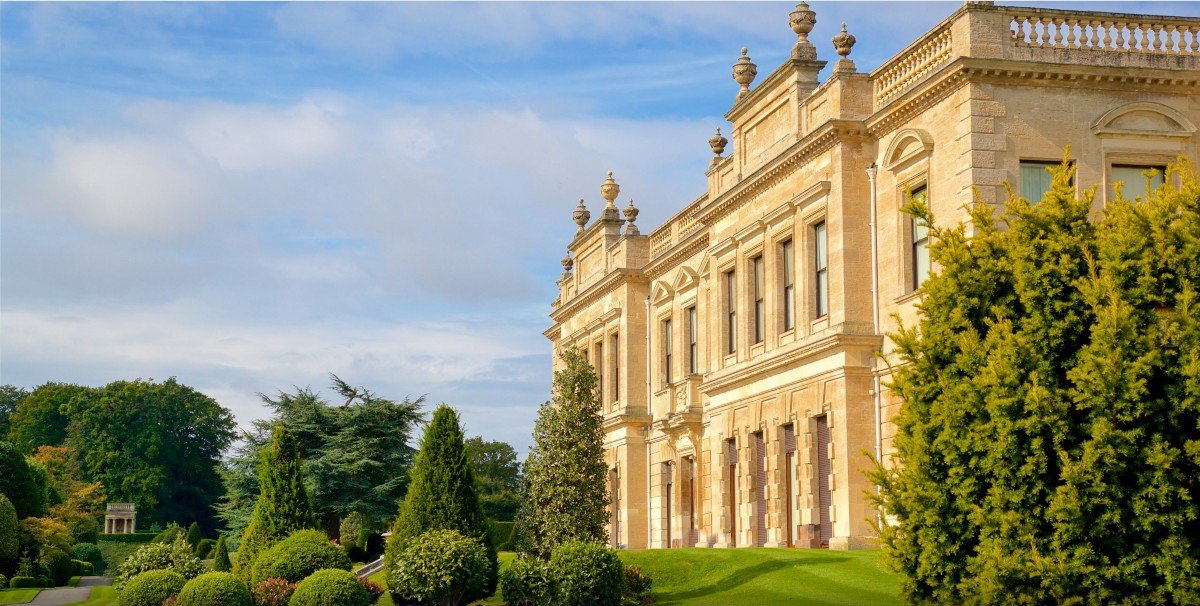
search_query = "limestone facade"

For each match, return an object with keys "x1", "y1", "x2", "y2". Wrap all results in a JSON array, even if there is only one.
[{"x1": 544, "y1": 2, "x2": 1199, "y2": 550}]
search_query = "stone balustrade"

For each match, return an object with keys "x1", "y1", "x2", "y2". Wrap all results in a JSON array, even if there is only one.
[
  {"x1": 648, "y1": 196, "x2": 708, "y2": 259},
  {"x1": 1009, "y1": 10, "x2": 1200, "y2": 54},
  {"x1": 872, "y1": 26, "x2": 954, "y2": 105}
]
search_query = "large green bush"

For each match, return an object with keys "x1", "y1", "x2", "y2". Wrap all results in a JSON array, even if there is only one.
[
  {"x1": 118, "y1": 569, "x2": 186, "y2": 606},
  {"x1": 0, "y1": 494, "x2": 17, "y2": 574},
  {"x1": 71, "y1": 543, "x2": 104, "y2": 574},
  {"x1": 193, "y1": 538, "x2": 214, "y2": 560},
  {"x1": 499, "y1": 556, "x2": 556, "y2": 606},
  {"x1": 47, "y1": 552, "x2": 73, "y2": 586},
  {"x1": 0, "y1": 442, "x2": 42, "y2": 519},
  {"x1": 389, "y1": 529, "x2": 490, "y2": 606},
  {"x1": 549, "y1": 541, "x2": 624, "y2": 606},
  {"x1": 72, "y1": 559, "x2": 94, "y2": 576},
  {"x1": 9, "y1": 575, "x2": 41, "y2": 588},
  {"x1": 288, "y1": 569, "x2": 369, "y2": 606},
  {"x1": 154, "y1": 524, "x2": 184, "y2": 544},
  {"x1": 176, "y1": 571, "x2": 252, "y2": 606},
  {"x1": 114, "y1": 537, "x2": 204, "y2": 590},
  {"x1": 249, "y1": 529, "x2": 349, "y2": 587}
]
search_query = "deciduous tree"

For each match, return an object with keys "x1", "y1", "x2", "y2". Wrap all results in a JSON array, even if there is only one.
[
  {"x1": 7, "y1": 383, "x2": 89, "y2": 454},
  {"x1": 465, "y1": 437, "x2": 521, "y2": 522}
]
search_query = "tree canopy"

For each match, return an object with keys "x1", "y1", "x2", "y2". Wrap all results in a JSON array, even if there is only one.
[
  {"x1": 465, "y1": 437, "x2": 522, "y2": 522},
  {"x1": 6, "y1": 383, "x2": 89, "y2": 454},
  {"x1": 517, "y1": 348, "x2": 608, "y2": 558},
  {"x1": 872, "y1": 158, "x2": 1200, "y2": 603}
]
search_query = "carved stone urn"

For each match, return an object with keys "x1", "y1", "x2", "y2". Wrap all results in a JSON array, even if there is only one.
[
  {"x1": 623, "y1": 200, "x2": 640, "y2": 235},
  {"x1": 832, "y1": 23, "x2": 857, "y2": 72},
  {"x1": 732, "y1": 48, "x2": 757, "y2": 99},
  {"x1": 789, "y1": 2, "x2": 817, "y2": 60},
  {"x1": 708, "y1": 127, "x2": 728, "y2": 165},
  {"x1": 572, "y1": 198, "x2": 590, "y2": 233},
  {"x1": 599, "y1": 171, "x2": 620, "y2": 221}
]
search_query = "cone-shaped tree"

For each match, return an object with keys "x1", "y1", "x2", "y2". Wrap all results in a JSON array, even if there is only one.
[
  {"x1": 186, "y1": 522, "x2": 201, "y2": 548},
  {"x1": 385, "y1": 405, "x2": 496, "y2": 599},
  {"x1": 872, "y1": 157, "x2": 1200, "y2": 603},
  {"x1": 210, "y1": 535, "x2": 231, "y2": 572},
  {"x1": 234, "y1": 423, "x2": 314, "y2": 580},
  {"x1": 516, "y1": 348, "x2": 608, "y2": 558}
]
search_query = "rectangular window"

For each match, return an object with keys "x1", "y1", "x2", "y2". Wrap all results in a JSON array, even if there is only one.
[
  {"x1": 596, "y1": 341, "x2": 604, "y2": 406},
  {"x1": 725, "y1": 270, "x2": 737, "y2": 354},
  {"x1": 611, "y1": 333, "x2": 619, "y2": 403},
  {"x1": 663, "y1": 318, "x2": 673, "y2": 386},
  {"x1": 910, "y1": 186, "x2": 930, "y2": 290},
  {"x1": 814, "y1": 222, "x2": 828, "y2": 318},
  {"x1": 1112, "y1": 164, "x2": 1165, "y2": 202},
  {"x1": 1020, "y1": 160, "x2": 1074, "y2": 202},
  {"x1": 781, "y1": 239, "x2": 794, "y2": 331},
  {"x1": 752, "y1": 256, "x2": 765, "y2": 344},
  {"x1": 687, "y1": 306, "x2": 698, "y2": 375}
]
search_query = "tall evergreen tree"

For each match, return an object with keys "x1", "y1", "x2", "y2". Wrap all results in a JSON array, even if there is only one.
[
  {"x1": 872, "y1": 158, "x2": 1200, "y2": 602},
  {"x1": 517, "y1": 348, "x2": 608, "y2": 558},
  {"x1": 385, "y1": 405, "x2": 496, "y2": 598},
  {"x1": 210, "y1": 535, "x2": 231, "y2": 572},
  {"x1": 234, "y1": 423, "x2": 314, "y2": 580}
]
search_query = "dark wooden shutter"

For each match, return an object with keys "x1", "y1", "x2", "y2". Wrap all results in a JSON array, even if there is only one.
[{"x1": 816, "y1": 416, "x2": 832, "y2": 546}]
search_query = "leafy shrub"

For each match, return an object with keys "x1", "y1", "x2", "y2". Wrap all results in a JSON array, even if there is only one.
[
  {"x1": 357, "y1": 577, "x2": 383, "y2": 604},
  {"x1": 0, "y1": 442, "x2": 41, "y2": 519},
  {"x1": 48, "y1": 553, "x2": 73, "y2": 586},
  {"x1": 118, "y1": 569, "x2": 186, "y2": 606},
  {"x1": 97, "y1": 533, "x2": 158, "y2": 544},
  {"x1": 153, "y1": 524, "x2": 184, "y2": 545},
  {"x1": 176, "y1": 572, "x2": 252, "y2": 606},
  {"x1": 10, "y1": 576, "x2": 42, "y2": 588},
  {"x1": 72, "y1": 559, "x2": 94, "y2": 576},
  {"x1": 209, "y1": 537, "x2": 231, "y2": 573},
  {"x1": 549, "y1": 541, "x2": 624, "y2": 606},
  {"x1": 390, "y1": 529, "x2": 491, "y2": 606},
  {"x1": 193, "y1": 539, "x2": 214, "y2": 560},
  {"x1": 186, "y1": 523, "x2": 201, "y2": 548},
  {"x1": 288, "y1": 569, "x2": 368, "y2": 606},
  {"x1": 252, "y1": 577, "x2": 296, "y2": 606},
  {"x1": 0, "y1": 494, "x2": 18, "y2": 572},
  {"x1": 621, "y1": 565, "x2": 653, "y2": 605},
  {"x1": 249, "y1": 530, "x2": 350, "y2": 587},
  {"x1": 71, "y1": 543, "x2": 105, "y2": 574},
  {"x1": 500, "y1": 556, "x2": 556, "y2": 606},
  {"x1": 489, "y1": 521, "x2": 516, "y2": 552},
  {"x1": 162, "y1": 597, "x2": 177, "y2": 606},
  {"x1": 114, "y1": 537, "x2": 204, "y2": 590},
  {"x1": 0, "y1": 573, "x2": 7, "y2": 589}
]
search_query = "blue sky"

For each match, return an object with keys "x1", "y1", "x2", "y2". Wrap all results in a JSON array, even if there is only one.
[{"x1": 2, "y1": 1, "x2": 1196, "y2": 452}]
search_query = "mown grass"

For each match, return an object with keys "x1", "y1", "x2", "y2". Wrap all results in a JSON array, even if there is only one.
[
  {"x1": 0, "y1": 589, "x2": 41, "y2": 604},
  {"x1": 374, "y1": 548, "x2": 897, "y2": 605},
  {"x1": 70, "y1": 586, "x2": 116, "y2": 606}
]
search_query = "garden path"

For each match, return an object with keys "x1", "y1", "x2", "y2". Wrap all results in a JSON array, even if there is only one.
[{"x1": 9, "y1": 577, "x2": 111, "y2": 606}]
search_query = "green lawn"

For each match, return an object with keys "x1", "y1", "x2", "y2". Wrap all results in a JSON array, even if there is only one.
[
  {"x1": 69, "y1": 586, "x2": 116, "y2": 606},
  {"x1": 373, "y1": 548, "x2": 897, "y2": 605},
  {"x1": 0, "y1": 589, "x2": 41, "y2": 604}
]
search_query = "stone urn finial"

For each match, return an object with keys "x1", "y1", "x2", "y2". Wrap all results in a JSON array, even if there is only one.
[
  {"x1": 599, "y1": 171, "x2": 621, "y2": 222},
  {"x1": 561, "y1": 251, "x2": 573, "y2": 275},
  {"x1": 708, "y1": 127, "x2": 728, "y2": 165},
  {"x1": 572, "y1": 198, "x2": 590, "y2": 233},
  {"x1": 833, "y1": 23, "x2": 857, "y2": 73},
  {"x1": 623, "y1": 199, "x2": 640, "y2": 235},
  {"x1": 789, "y1": 2, "x2": 817, "y2": 60},
  {"x1": 732, "y1": 48, "x2": 757, "y2": 100}
]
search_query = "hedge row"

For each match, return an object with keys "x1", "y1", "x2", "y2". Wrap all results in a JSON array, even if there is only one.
[{"x1": 99, "y1": 532, "x2": 159, "y2": 544}]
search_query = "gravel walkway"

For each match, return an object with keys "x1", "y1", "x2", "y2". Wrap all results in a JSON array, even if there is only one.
[{"x1": 9, "y1": 577, "x2": 112, "y2": 606}]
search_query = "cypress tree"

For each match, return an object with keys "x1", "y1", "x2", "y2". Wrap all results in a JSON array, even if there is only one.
[
  {"x1": 210, "y1": 535, "x2": 231, "y2": 572},
  {"x1": 234, "y1": 424, "x2": 314, "y2": 580},
  {"x1": 872, "y1": 157, "x2": 1200, "y2": 602},
  {"x1": 185, "y1": 522, "x2": 201, "y2": 548},
  {"x1": 385, "y1": 405, "x2": 496, "y2": 598},
  {"x1": 517, "y1": 348, "x2": 608, "y2": 558}
]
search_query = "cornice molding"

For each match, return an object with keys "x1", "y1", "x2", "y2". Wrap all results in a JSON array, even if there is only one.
[
  {"x1": 549, "y1": 268, "x2": 646, "y2": 324},
  {"x1": 700, "y1": 330, "x2": 881, "y2": 395},
  {"x1": 646, "y1": 232, "x2": 710, "y2": 280}
]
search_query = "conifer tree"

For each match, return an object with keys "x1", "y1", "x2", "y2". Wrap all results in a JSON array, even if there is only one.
[
  {"x1": 234, "y1": 424, "x2": 314, "y2": 580},
  {"x1": 384, "y1": 405, "x2": 496, "y2": 598},
  {"x1": 185, "y1": 522, "x2": 201, "y2": 548},
  {"x1": 210, "y1": 535, "x2": 231, "y2": 572},
  {"x1": 516, "y1": 348, "x2": 608, "y2": 558},
  {"x1": 872, "y1": 157, "x2": 1200, "y2": 602}
]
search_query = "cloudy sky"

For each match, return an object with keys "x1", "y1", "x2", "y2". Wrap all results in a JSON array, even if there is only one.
[{"x1": 2, "y1": 1, "x2": 1195, "y2": 452}]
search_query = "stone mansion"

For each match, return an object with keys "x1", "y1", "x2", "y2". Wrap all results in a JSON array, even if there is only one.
[{"x1": 544, "y1": 2, "x2": 1199, "y2": 550}]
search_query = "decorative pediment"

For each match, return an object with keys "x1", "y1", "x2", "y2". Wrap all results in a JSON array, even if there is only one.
[
  {"x1": 883, "y1": 128, "x2": 934, "y2": 171},
  {"x1": 1092, "y1": 102, "x2": 1196, "y2": 139},
  {"x1": 672, "y1": 266, "x2": 700, "y2": 292},
  {"x1": 651, "y1": 280, "x2": 675, "y2": 305}
]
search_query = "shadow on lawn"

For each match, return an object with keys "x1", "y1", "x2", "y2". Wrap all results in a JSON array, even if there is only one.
[{"x1": 653, "y1": 555, "x2": 852, "y2": 604}]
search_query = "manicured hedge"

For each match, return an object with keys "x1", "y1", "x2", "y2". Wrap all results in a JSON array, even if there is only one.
[
  {"x1": 500, "y1": 556, "x2": 555, "y2": 606},
  {"x1": 71, "y1": 543, "x2": 105, "y2": 573},
  {"x1": 488, "y1": 521, "x2": 517, "y2": 552},
  {"x1": 193, "y1": 538, "x2": 214, "y2": 559},
  {"x1": 10, "y1": 576, "x2": 43, "y2": 588},
  {"x1": 118, "y1": 569, "x2": 186, "y2": 606},
  {"x1": 289, "y1": 569, "x2": 369, "y2": 606},
  {"x1": 176, "y1": 572, "x2": 252, "y2": 606},
  {"x1": 388, "y1": 529, "x2": 490, "y2": 606},
  {"x1": 249, "y1": 530, "x2": 350, "y2": 587},
  {"x1": 549, "y1": 541, "x2": 624, "y2": 606},
  {"x1": 100, "y1": 532, "x2": 159, "y2": 544},
  {"x1": 72, "y1": 560, "x2": 94, "y2": 576}
]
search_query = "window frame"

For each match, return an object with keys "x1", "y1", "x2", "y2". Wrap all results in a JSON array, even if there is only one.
[
  {"x1": 909, "y1": 185, "x2": 930, "y2": 292},
  {"x1": 813, "y1": 221, "x2": 828, "y2": 319},
  {"x1": 780, "y1": 239, "x2": 795, "y2": 332},
  {"x1": 663, "y1": 318, "x2": 673, "y2": 386},
  {"x1": 687, "y1": 306, "x2": 698, "y2": 375},
  {"x1": 751, "y1": 255, "x2": 765, "y2": 344},
  {"x1": 724, "y1": 269, "x2": 737, "y2": 355}
]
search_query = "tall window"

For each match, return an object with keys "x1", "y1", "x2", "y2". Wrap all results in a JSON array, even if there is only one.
[
  {"x1": 1020, "y1": 160, "x2": 1074, "y2": 202},
  {"x1": 781, "y1": 239, "x2": 795, "y2": 331},
  {"x1": 687, "y1": 306, "x2": 698, "y2": 374},
  {"x1": 752, "y1": 256, "x2": 765, "y2": 344},
  {"x1": 725, "y1": 270, "x2": 737, "y2": 354},
  {"x1": 596, "y1": 341, "x2": 604, "y2": 406},
  {"x1": 1112, "y1": 164, "x2": 1165, "y2": 201},
  {"x1": 663, "y1": 318, "x2": 673, "y2": 386},
  {"x1": 611, "y1": 333, "x2": 619, "y2": 403},
  {"x1": 814, "y1": 221, "x2": 828, "y2": 318},
  {"x1": 911, "y1": 185, "x2": 929, "y2": 290}
]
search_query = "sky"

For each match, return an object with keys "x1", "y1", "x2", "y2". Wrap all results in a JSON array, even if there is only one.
[{"x1": 3, "y1": 1, "x2": 1197, "y2": 454}]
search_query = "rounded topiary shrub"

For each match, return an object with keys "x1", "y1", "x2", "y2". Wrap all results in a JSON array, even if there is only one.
[
  {"x1": 71, "y1": 543, "x2": 104, "y2": 574},
  {"x1": 10, "y1": 576, "x2": 40, "y2": 588},
  {"x1": 389, "y1": 529, "x2": 490, "y2": 606},
  {"x1": 118, "y1": 569, "x2": 186, "y2": 606},
  {"x1": 289, "y1": 569, "x2": 369, "y2": 606},
  {"x1": 114, "y1": 538, "x2": 205, "y2": 590},
  {"x1": 72, "y1": 559, "x2": 94, "y2": 576},
  {"x1": 549, "y1": 541, "x2": 624, "y2": 606},
  {"x1": 500, "y1": 556, "x2": 556, "y2": 606},
  {"x1": 176, "y1": 572, "x2": 252, "y2": 606},
  {"x1": 249, "y1": 530, "x2": 350, "y2": 587},
  {"x1": 252, "y1": 578, "x2": 297, "y2": 606},
  {"x1": 193, "y1": 538, "x2": 214, "y2": 560}
]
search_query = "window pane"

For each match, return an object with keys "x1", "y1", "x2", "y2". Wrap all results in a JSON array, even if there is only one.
[
  {"x1": 914, "y1": 240, "x2": 930, "y2": 287},
  {"x1": 1020, "y1": 162, "x2": 1054, "y2": 201},
  {"x1": 1112, "y1": 165, "x2": 1164, "y2": 201},
  {"x1": 816, "y1": 270, "x2": 828, "y2": 317},
  {"x1": 814, "y1": 223, "x2": 827, "y2": 270}
]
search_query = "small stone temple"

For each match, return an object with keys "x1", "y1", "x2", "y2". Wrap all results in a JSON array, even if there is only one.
[{"x1": 104, "y1": 503, "x2": 137, "y2": 534}]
